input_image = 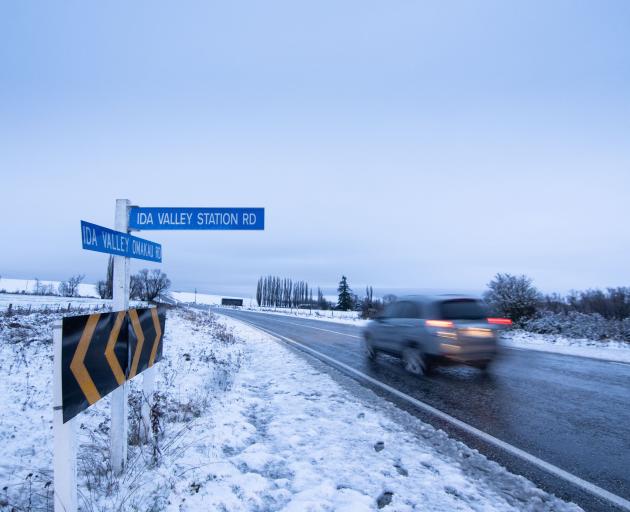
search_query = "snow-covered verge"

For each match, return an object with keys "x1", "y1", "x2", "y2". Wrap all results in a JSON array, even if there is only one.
[
  {"x1": 195, "y1": 315, "x2": 580, "y2": 511},
  {"x1": 0, "y1": 307, "x2": 579, "y2": 511},
  {"x1": 501, "y1": 330, "x2": 630, "y2": 363},
  {"x1": 0, "y1": 308, "x2": 244, "y2": 511}
]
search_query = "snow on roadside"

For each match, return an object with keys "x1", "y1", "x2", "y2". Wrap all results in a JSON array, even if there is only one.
[
  {"x1": 204, "y1": 313, "x2": 579, "y2": 512},
  {"x1": 0, "y1": 307, "x2": 580, "y2": 511},
  {"x1": 502, "y1": 330, "x2": 630, "y2": 364}
]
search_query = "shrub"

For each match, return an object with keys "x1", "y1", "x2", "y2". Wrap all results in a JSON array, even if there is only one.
[
  {"x1": 483, "y1": 273, "x2": 541, "y2": 325},
  {"x1": 523, "y1": 310, "x2": 630, "y2": 342}
]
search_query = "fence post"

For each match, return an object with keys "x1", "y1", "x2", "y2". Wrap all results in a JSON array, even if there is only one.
[
  {"x1": 111, "y1": 199, "x2": 130, "y2": 474},
  {"x1": 53, "y1": 320, "x2": 77, "y2": 512}
]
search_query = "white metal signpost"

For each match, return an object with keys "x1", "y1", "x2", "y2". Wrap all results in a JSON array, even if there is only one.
[
  {"x1": 55, "y1": 200, "x2": 264, "y2": 512},
  {"x1": 112, "y1": 199, "x2": 131, "y2": 474}
]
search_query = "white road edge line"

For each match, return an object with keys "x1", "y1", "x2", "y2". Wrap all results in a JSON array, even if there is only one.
[{"x1": 233, "y1": 317, "x2": 630, "y2": 512}]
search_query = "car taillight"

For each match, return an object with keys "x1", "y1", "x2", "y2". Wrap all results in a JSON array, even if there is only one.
[
  {"x1": 425, "y1": 319, "x2": 454, "y2": 328},
  {"x1": 487, "y1": 317, "x2": 512, "y2": 325}
]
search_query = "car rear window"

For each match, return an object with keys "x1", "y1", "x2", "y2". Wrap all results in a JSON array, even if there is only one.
[{"x1": 439, "y1": 299, "x2": 487, "y2": 320}]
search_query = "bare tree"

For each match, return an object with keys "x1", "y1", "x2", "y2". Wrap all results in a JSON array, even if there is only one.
[
  {"x1": 130, "y1": 273, "x2": 144, "y2": 300},
  {"x1": 136, "y1": 268, "x2": 171, "y2": 302},
  {"x1": 59, "y1": 274, "x2": 85, "y2": 297},
  {"x1": 33, "y1": 278, "x2": 44, "y2": 295},
  {"x1": 97, "y1": 256, "x2": 115, "y2": 299},
  {"x1": 106, "y1": 256, "x2": 114, "y2": 298},
  {"x1": 316, "y1": 288, "x2": 326, "y2": 309},
  {"x1": 96, "y1": 280, "x2": 108, "y2": 299}
]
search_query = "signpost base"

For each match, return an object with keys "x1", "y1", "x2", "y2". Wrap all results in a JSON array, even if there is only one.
[
  {"x1": 53, "y1": 320, "x2": 77, "y2": 512},
  {"x1": 111, "y1": 384, "x2": 128, "y2": 474}
]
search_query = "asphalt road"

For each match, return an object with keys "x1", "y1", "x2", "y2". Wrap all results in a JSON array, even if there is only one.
[{"x1": 214, "y1": 308, "x2": 630, "y2": 511}]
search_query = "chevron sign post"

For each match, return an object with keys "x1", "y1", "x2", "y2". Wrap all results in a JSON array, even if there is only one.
[
  {"x1": 52, "y1": 308, "x2": 165, "y2": 512},
  {"x1": 60, "y1": 307, "x2": 165, "y2": 423}
]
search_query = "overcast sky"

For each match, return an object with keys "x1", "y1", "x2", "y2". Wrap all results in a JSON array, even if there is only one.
[{"x1": 1, "y1": 1, "x2": 629, "y2": 298}]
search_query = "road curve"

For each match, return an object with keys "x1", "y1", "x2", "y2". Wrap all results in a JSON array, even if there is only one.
[{"x1": 214, "y1": 308, "x2": 630, "y2": 511}]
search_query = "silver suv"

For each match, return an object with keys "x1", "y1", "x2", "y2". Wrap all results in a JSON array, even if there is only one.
[{"x1": 362, "y1": 295, "x2": 511, "y2": 375}]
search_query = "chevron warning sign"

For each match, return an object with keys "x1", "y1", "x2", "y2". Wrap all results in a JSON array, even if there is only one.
[{"x1": 61, "y1": 307, "x2": 166, "y2": 423}]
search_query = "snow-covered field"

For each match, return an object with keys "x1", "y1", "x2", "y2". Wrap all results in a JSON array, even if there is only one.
[
  {"x1": 170, "y1": 291, "x2": 249, "y2": 306},
  {"x1": 0, "y1": 277, "x2": 97, "y2": 297},
  {"x1": 170, "y1": 288, "x2": 366, "y2": 326},
  {"x1": 501, "y1": 330, "x2": 630, "y2": 363},
  {"x1": 0, "y1": 278, "x2": 108, "y2": 313},
  {"x1": 0, "y1": 293, "x2": 114, "y2": 313},
  {"x1": 0, "y1": 293, "x2": 149, "y2": 314},
  {"x1": 0, "y1": 306, "x2": 579, "y2": 511}
]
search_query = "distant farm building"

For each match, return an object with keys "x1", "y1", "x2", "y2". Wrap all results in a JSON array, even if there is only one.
[{"x1": 221, "y1": 298, "x2": 243, "y2": 307}]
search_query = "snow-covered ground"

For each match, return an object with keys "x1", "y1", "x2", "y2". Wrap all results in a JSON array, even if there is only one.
[
  {"x1": 0, "y1": 307, "x2": 579, "y2": 511},
  {"x1": 501, "y1": 330, "x2": 630, "y2": 364}
]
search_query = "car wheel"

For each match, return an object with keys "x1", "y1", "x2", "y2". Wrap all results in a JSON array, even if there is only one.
[
  {"x1": 364, "y1": 337, "x2": 377, "y2": 360},
  {"x1": 402, "y1": 348, "x2": 426, "y2": 376}
]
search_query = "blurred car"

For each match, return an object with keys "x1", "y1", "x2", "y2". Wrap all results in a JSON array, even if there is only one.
[{"x1": 362, "y1": 295, "x2": 511, "y2": 375}]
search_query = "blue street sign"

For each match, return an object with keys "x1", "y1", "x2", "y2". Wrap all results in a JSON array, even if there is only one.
[
  {"x1": 128, "y1": 207, "x2": 264, "y2": 231},
  {"x1": 81, "y1": 221, "x2": 162, "y2": 262}
]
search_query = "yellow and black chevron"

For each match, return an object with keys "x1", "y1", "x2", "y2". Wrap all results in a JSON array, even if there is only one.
[{"x1": 61, "y1": 307, "x2": 165, "y2": 423}]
